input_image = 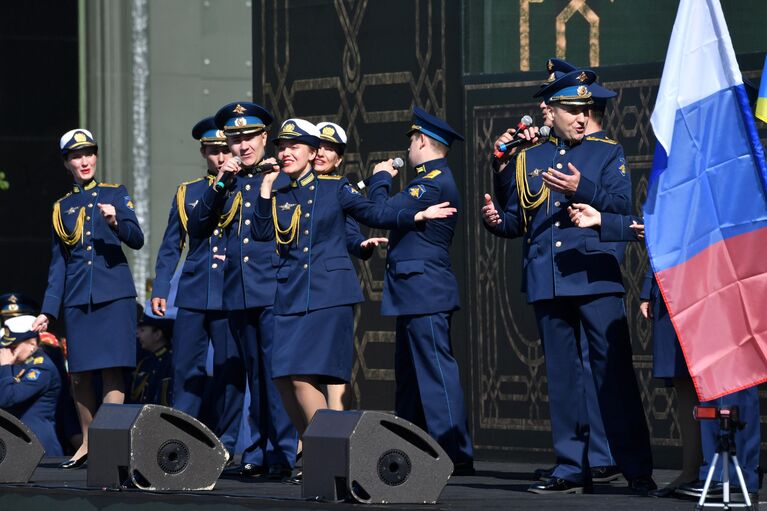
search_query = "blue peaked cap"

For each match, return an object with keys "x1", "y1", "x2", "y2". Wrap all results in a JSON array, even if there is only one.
[{"x1": 406, "y1": 106, "x2": 464, "y2": 147}]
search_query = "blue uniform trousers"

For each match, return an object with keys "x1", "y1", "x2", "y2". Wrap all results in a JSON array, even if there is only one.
[
  {"x1": 534, "y1": 294, "x2": 652, "y2": 483},
  {"x1": 699, "y1": 387, "x2": 760, "y2": 491},
  {"x1": 394, "y1": 312, "x2": 473, "y2": 464},
  {"x1": 171, "y1": 308, "x2": 244, "y2": 452},
  {"x1": 580, "y1": 325, "x2": 616, "y2": 468},
  {"x1": 229, "y1": 307, "x2": 297, "y2": 468}
]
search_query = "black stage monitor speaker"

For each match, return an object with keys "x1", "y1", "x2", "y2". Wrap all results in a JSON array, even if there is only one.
[
  {"x1": 0, "y1": 409, "x2": 44, "y2": 483},
  {"x1": 302, "y1": 410, "x2": 453, "y2": 504},
  {"x1": 87, "y1": 404, "x2": 229, "y2": 490}
]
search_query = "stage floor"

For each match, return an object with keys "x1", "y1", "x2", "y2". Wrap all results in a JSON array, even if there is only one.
[{"x1": 0, "y1": 458, "x2": 761, "y2": 510}]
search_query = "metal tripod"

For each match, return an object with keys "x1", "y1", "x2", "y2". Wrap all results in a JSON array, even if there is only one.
[{"x1": 695, "y1": 408, "x2": 754, "y2": 510}]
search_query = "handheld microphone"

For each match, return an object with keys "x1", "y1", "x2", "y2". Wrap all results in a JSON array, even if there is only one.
[
  {"x1": 494, "y1": 125, "x2": 550, "y2": 159},
  {"x1": 355, "y1": 157, "x2": 405, "y2": 190},
  {"x1": 215, "y1": 157, "x2": 282, "y2": 191}
]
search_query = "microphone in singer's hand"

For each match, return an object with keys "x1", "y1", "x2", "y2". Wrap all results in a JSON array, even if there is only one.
[
  {"x1": 215, "y1": 156, "x2": 242, "y2": 191},
  {"x1": 495, "y1": 125, "x2": 551, "y2": 158},
  {"x1": 356, "y1": 157, "x2": 404, "y2": 190}
]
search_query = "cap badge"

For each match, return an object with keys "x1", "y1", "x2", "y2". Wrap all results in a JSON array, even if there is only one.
[
  {"x1": 8, "y1": 295, "x2": 17, "y2": 304},
  {"x1": 321, "y1": 126, "x2": 335, "y2": 137},
  {"x1": 74, "y1": 132, "x2": 87, "y2": 143},
  {"x1": 233, "y1": 104, "x2": 247, "y2": 114},
  {"x1": 577, "y1": 85, "x2": 589, "y2": 97},
  {"x1": 215, "y1": 130, "x2": 224, "y2": 138},
  {"x1": 547, "y1": 59, "x2": 554, "y2": 72},
  {"x1": 577, "y1": 71, "x2": 588, "y2": 83},
  {"x1": 234, "y1": 117, "x2": 247, "y2": 127}
]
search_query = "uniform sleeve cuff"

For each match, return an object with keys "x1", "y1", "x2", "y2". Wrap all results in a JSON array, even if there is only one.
[{"x1": 571, "y1": 176, "x2": 597, "y2": 203}]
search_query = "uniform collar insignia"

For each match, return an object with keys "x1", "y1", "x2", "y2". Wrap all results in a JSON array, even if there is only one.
[
  {"x1": 415, "y1": 164, "x2": 427, "y2": 174},
  {"x1": 299, "y1": 172, "x2": 315, "y2": 187},
  {"x1": 279, "y1": 201, "x2": 297, "y2": 211},
  {"x1": 84, "y1": 180, "x2": 98, "y2": 190}
]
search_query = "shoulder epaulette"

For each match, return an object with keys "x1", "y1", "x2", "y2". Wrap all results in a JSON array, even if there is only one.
[
  {"x1": 423, "y1": 170, "x2": 442, "y2": 179},
  {"x1": 181, "y1": 176, "x2": 207, "y2": 186},
  {"x1": 98, "y1": 182, "x2": 122, "y2": 188},
  {"x1": 318, "y1": 175, "x2": 343, "y2": 180},
  {"x1": 519, "y1": 140, "x2": 547, "y2": 154},
  {"x1": 585, "y1": 136, "x2": 618, "y2": 145},
  {"x1": 55, "y1": 192, "x2": 73, "y2": 203}
]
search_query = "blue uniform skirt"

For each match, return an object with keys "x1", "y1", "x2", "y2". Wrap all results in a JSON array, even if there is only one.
[
  {"x1": 271, "y1": 305, "x2": 353, "y2": 384},
  {"x1": 651, "y1": 288, "x2": 690, "y2": 380},
  {"x1": 63, "y1": 297, "x2": 137, "y2": 372}
]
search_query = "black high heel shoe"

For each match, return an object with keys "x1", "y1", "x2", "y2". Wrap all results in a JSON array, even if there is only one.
[{"x1": 59, "y1": 453, "x2": 87, "y2": 469}]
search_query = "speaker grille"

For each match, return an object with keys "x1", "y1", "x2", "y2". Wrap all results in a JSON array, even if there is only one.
[
  {"x1": 156, "y1": 439, "x2": 189, "y2": 474},
  {"x1": 377, "y1": 449, "x2": 411, "y2": 486}
]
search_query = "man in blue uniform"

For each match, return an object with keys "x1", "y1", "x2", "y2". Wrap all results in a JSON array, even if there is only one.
[
  {"x1": 150, "y1": 117, "x2": 244, "y2": 455},
  {"x1": 482, "y1": 68, "x2": 654, "y2": 494},
  {"x1": 0, "y1": 315, "x2": 63, "y2": 456},
  {"x1": 367, "y1": 107, "x2": 475, "y2": 475},
  {"x1": 188, "y1": 102, "x2": 297, "y2": 479},
  {"x1": 131, "y1": 311, "x2": 174, "y2": 406}
]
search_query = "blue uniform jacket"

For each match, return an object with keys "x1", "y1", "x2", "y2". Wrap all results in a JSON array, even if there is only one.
[
  {"x1": 152, "y1": 175, "x2": 227, "y2": 310},
  {"x1": 367, "y1": 158, "x2": 461, "y2": 316},
  {"x1": 130, "y1": 346, "x2": 173, "y2": 406},
  {"x1": 252, "y1": 170, "x2": 419, "y2": 315},
  {"x1": 187, "y1": 171, "x2": 280, "y2": 310},
  {"x1": 42, "y1": 181, "x2": 144, "y2": 318},
  {"x1": 0, "y1": 352, "x2": 62, "y2": 455},
  {"x1": 599, "y1": 212, "x2": 643, "y2": 244},
  {"x1": 487, "y1": 133, "x2": 632, "y2": 302}
]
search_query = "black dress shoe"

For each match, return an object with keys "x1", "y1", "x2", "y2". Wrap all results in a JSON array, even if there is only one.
[
  {"x1": 675, "y1": 479, "x2": 723, "y2": 498},
  {"x1": 240, "y1": 463, "x2": 267, "y2": 477},
  {"x1": 267, "y1": 465, "x2": 292, "y2": 480},
  {"x1": 649, "y1": 485, "x2": 679, "y2": 498},
  {"x1": 452, "y1": 461, "x2": 476, "y2": 476},
  {"x1": 627, "y1": 475, "x2": 658, "y2": 496},
  {"x1": 533, "y1": 466, "x2": 555, "y2": 481},
  {"x1": 591, "y1": 465, "x2": 622, "y2": 483},
  {"x1": 59, "y1": 454, "x2": 88, "y2": 469},
  {"x1": 528, "y1": 477, "x2": 588, "y2": 494},
  {"x1": 284, "y1": 470, "x2": 302, "y2": 485}
]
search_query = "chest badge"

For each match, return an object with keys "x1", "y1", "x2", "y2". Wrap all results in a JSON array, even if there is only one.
[
  {"x1": 187, "y1": 199, "x2": 199, "y2": 209},
  {"x1": 279, "y1": 202, "x2": 297, "y2": 211},
  {"x1": 528, "y1": 168, "x2": 544, "y2": 178},
  {"x1": 66, "y1": 206, "x2": 78, "y2": 215}
]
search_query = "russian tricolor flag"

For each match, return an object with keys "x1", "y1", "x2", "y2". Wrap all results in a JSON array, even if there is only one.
[{"x1": 645, "y1": 0, "x2": 767, "y2": 400}]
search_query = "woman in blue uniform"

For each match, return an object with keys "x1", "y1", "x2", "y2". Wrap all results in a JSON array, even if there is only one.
[
  {"x1": 32, "y1": 129, "x2": 144, "y2": 468},
  {"x1": 313, "y1": 121, "x2": 387, "y2": 411},
  {"x1": 251, "y1": 119, "x2": 454, "y2": 440},
  {"x1": 0, "y1": 315, "x2": 63, "y2": 456}
]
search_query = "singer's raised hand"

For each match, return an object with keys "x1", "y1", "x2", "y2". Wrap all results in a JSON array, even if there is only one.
[
  {"x1": 217, "y1": 155, "x2": 241, "y2": 182},
  {"x1": 542, "y1": 162, "x2": 581, "y2": 195},
  {"x1": 260, "y1": 168, "x2": 281, "y2": 198},
  {"x1": 260, "y1": 156, "x2": 280, "y2": 173},
  {"x1": 373, "y1": 159, "x2": 397, "y2": 178},
  {"x1": 97, "y1": 203, "x2": 118, "y2": 227},
  {"x1": 567, "y1": 203, "x2": 601, "y2": 228},
  {"x1": 481, "y1": 193, "x2": 502, "y2": 226},
  {"x1": 414, "y1": 201, "x2": 457, "y2": 222},
  {"x1": 360, "y1": 237, "x2": 388, "y2": 249}
]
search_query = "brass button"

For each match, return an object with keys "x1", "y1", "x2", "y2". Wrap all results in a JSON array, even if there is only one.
[
  {"x1": 214, "y1": 229, "x2": 220, "y2": 235},
  {"x1": 527, "y1": 238, "x2": 532, "y2": 244},
  {"x1": 304, "y1": 212, "x2": 310, "y2": 218},
  {"x1": 559, "y1": 149, "x2": 566, "y2": 155},
  {"x1": 86, "y1": 216, "x2": 91, "y2": 221},
  {"x1": 212, "y1": 263, "x2": 218, "y2": 269},
  {"x1": 303, "y1": 230, "x2": 309, "y2": 235},
  {"x1": 554, "y1": 221, "x2": 560, "y2": 227},
  {"x1": 303, "y1": 263, "x2": 308, "y2": 269},
  {"x1": 244, "y1": 201, "x2": 251, "y2": 208},
  {"x1": 245, "y1": 219, "x2": 251, "y2": 225},
  {"x1": 309, "y1": 185, "x2": 315, "y2": 191},
  {"x1": 87, "y1": 203, "x2": 93, "y2": 208},
  {"x1": 555, "y1": 241, "x2": 562, "y2": 248},
  {"x1": 307, "y1": 199, "x2": 313, "y2": 205},
  {"x1": 87, "y1": 261, "x2": 92, "y2": 265},
  {"x1": 243, "y1": 238, "x2": 249, "y2": 244},
  {"x1": 554, "y1": 201, "x2": 561, "y2": 207},
  {"x1": 86, "y1": 246, "x2": 92, "y2": 251},
  {"x1": 303, "y1": 247, "x2": 308, "y2": 253},
  {"x1": 212, "y1": 246, "x2": 218, "y2": 253},
  {"x1": 92, "y1": 191, "x2": 98, "y2": 196},
  {"x1": 243, "y1": 256, "x2": 249, "y2": 263},
  {"x1": 555, "y1": 163, "x2": 563, "y2": 170},
  {"x1": 247, "y1": 173, "x2": 253, "y2": 178},
  {"x1": 245, "y1": 184, "x2": 251, "y2": 191},
  {"x1": 85, "y1": 231, "x2": 91, "y2": 236}
]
